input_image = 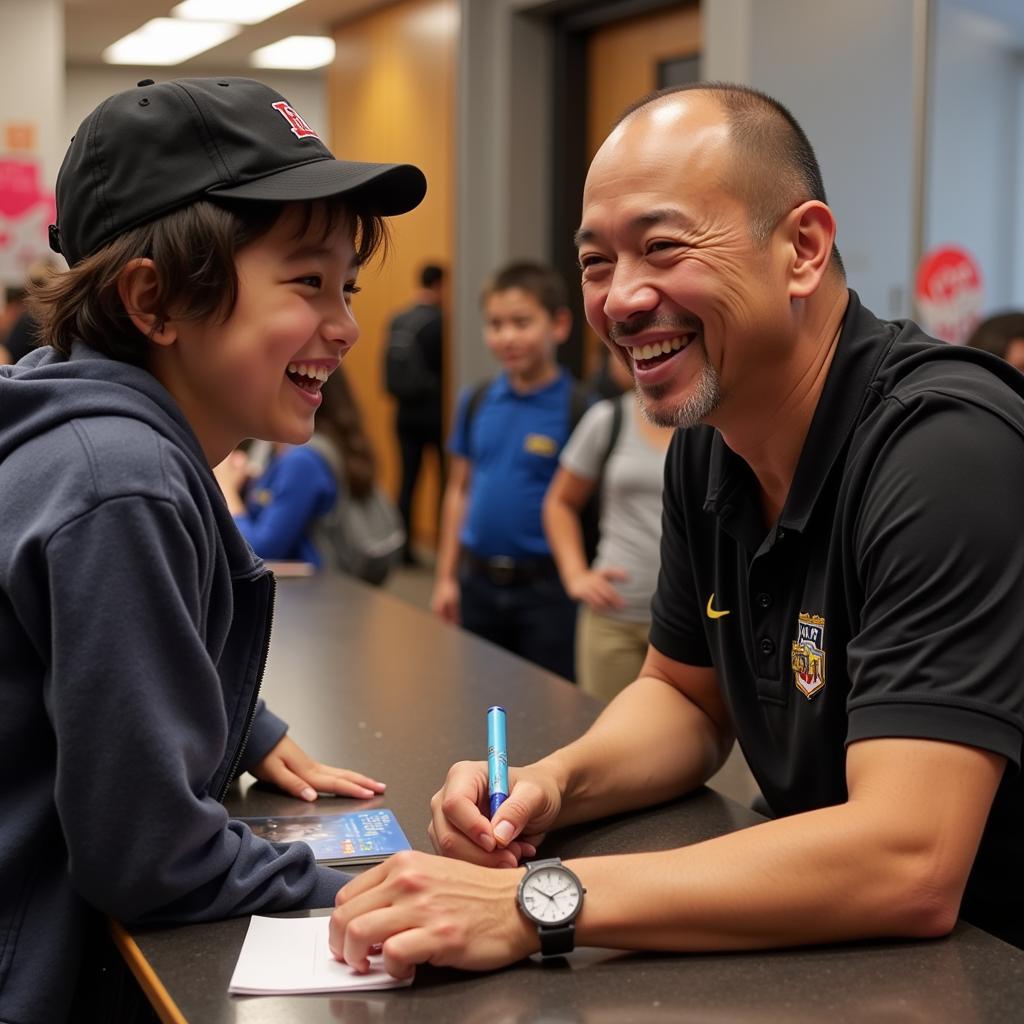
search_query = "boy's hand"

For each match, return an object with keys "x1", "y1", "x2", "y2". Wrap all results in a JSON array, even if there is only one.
[
  {"x1": 430, "y1": 578, "x2": 460, "y2": 624},
  {"x1": 428, "y1": 760, "x2": 563, "y2": 868},
  {"x1": 250, "y1": 734, "x2": 386, "y2": 801},
  {"x1": 330, "y1": 851, "x2": 536, "y2": 978},
  {"x1": 566, "y1": 566, "x2": 629, "y2": 612}
]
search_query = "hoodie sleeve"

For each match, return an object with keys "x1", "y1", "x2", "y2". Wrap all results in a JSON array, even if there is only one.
[{"x1": 43, "y1": 492, "x2": 344, "y2": 924}]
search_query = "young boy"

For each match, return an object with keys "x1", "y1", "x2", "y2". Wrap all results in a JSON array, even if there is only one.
[
  {"x1": 0, "y1": 77, "x2": 425, "y2": 1024},
  {"x1": 430, "y1": 262, "x2": 583, "y2": 680}
]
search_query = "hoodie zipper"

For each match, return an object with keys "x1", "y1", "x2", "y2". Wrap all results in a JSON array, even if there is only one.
[{"x1": 219, "y1": 572, "x2": 277, "y2": 802}]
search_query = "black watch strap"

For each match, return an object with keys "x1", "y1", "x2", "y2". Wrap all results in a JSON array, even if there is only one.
[{"x1": 539, "y1": 922, "x2": 575, "y2": 957}]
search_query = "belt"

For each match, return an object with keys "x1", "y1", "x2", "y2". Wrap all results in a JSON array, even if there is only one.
[{"x1": 462, "y1": 552, "x2": 559, "y2": 586}]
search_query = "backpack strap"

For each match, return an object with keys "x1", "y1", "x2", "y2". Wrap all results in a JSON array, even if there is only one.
[
  {"x1": 568, "y1": 379, "x2": 591, "y2": 432},
  {"x1": 599, "y1": 392, "x2": 625, "y2": 471},
  {"x1": 465, "y1": 377, "x2": 494, "y2": 428}
]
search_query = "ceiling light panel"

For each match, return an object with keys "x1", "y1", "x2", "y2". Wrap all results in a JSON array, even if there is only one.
[
  {"x1": 103, "y1": 18, "x2": 240, "y2": 66},
  {"x1": 250, "y1": 36, "x2": 335, "y2": 70},
  {"x1": 171, "y1": 0, "x2": 306, "y2": 27}
]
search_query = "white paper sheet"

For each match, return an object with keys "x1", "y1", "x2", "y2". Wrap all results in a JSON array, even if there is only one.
[{"x1": 228, "y1": 915, "x2": 413, "y2": 995}]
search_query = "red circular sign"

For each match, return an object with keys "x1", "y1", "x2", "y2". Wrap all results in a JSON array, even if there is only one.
[{"x1": 915, "y1": 245, "x2": 983, "y2": 345}]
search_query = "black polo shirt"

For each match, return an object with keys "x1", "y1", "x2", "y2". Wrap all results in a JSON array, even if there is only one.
[{"x1": 650, "y1": 291, "x2": 1024, "y2": 946}]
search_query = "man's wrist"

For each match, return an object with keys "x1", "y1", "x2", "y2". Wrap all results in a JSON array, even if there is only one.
[
  {"x1": 532, "y1": 752, "x2": 574, "y2": 820},
  {"x1": 507, "y1": 867, "x2": 540, "y2": 958}
]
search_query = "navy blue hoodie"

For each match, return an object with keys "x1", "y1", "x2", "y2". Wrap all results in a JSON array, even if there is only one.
[{"x1": 0, "y1": 344, "x2": 345, "y2": 1024}]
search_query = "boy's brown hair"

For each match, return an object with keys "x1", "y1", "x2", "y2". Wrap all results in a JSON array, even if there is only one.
[
  {"x1": 480, "y1": 261, "x2": 569, "y2": 317},
  {"x1": 29, "y1": 198, "x2": 386, "y2": 366}
]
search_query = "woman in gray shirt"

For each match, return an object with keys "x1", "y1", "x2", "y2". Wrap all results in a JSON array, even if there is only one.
[{"x1": 544, "y1": 368, "x2": 673, "y2": 701}]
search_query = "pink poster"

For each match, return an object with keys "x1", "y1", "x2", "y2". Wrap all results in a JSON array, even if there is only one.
[{"x1": 0, "y1": 158, "x2": 57, "y2": 286}]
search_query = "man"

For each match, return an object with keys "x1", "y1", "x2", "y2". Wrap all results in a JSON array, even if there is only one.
[
  {"x1": 329, "y1": 83, "x2": 1024, "y2": 978},
  {"x1": 384, "y1": 263, "x2": 446, "y2": 564}
]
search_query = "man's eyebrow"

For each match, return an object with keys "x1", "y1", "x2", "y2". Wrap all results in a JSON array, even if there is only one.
[{"x1": 574, "y1": 209, "x2": 695, "y2": 249}]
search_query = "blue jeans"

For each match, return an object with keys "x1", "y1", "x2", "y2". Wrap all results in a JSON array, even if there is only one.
[{"x1": 459, "y1": 568, "x2": 576, "y2": 682}]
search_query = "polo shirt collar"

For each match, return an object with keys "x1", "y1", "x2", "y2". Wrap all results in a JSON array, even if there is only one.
[
  {"x1": 493, "y1": 368, "x2": 567, "y2": 399},
  {"x1": 704, "y1": 290, "x2": 894, "y2": 541}
]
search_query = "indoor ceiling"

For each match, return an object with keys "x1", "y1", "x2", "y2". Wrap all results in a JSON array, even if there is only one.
[{"x1": 63, "y1": 0, "x2": 396, "y2": 71}]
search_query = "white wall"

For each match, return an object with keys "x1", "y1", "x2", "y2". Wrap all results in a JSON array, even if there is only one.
[
  {"x1": 0, "y1": 0, "x2": 64, "y2": 185},
  {"x1": 707, "y1": 0, "x2": 921, "y2": 319},
  {"x1": 925, "y1": 0, "x2": 1024, "y2": 313},
  {"x1": 64, "y1": 67, "x2": 327, "y2": 151},
  {"x1": 0, "y1": 0, "x2": 64, "y2": 286}
]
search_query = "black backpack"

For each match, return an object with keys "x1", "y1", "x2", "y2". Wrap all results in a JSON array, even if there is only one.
[
  {"x1": 465, "y1": 379, "x2": 623, "y2": 563},
  {"x1": 384, "y1": 306, "x2": 439, "y2": 401}
]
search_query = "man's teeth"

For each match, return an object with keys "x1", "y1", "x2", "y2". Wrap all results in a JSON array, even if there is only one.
[
  {"x1": 634, "y1": 336, "x2": 688, "y2": 360},
  {"x1": 287, "y1": 363, "x2": 330, "y2": 382}
]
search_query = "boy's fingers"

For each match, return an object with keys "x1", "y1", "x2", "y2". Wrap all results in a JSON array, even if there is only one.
[{"x1": 300, "y1": 766, "x2": 384, "y2": 798}]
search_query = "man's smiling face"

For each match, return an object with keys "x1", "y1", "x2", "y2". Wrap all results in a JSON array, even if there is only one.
[{"x1": 576, "y1": 93, "x2": 794, "y2": 429}]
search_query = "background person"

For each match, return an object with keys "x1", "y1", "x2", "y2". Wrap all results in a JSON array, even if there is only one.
[
  {"x1": 544, "y1": 354, "x2": 673, "y2": 701},
  {"x1": 384, "y1": 262, "x2": 446, "y2": 565},
  {"x1": 328, "y1": 82, "x2": 1024, "y2": 979},
  {"x1": 966, "y1": 311, "x2": 1024, "y2": 372},
  {"x1": 430, "y1": 261, "x2": 582, "y2": 681}
]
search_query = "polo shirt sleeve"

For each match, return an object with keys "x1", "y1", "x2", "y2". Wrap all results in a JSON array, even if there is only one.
[
  {"x1": 648, "y1": 432, "x2": 714, "y2": 667},
  {"x1": 846, "y1": 400, "x2": 1024, "y2": 768}
]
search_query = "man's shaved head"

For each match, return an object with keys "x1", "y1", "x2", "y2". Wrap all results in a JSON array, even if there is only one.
[{"x1": 620, "y1": 83, "x2": 844, "y2": 275}]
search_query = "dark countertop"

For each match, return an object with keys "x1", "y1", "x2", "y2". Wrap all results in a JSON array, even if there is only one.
[{"x1": 127, "y1": 575, "x2": 1024, "y2": 1023}]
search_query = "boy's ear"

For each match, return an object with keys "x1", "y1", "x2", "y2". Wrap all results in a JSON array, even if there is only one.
[
  {"x1": 117, "y1": 258, "x2": 177, "y2": 346},
  {"x1": 551, "y1": 306, "x2": 573, "y2": 344}
]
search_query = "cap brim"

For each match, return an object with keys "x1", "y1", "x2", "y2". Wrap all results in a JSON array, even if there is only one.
[{"x1": 206, "y1": 158, "x2": 426, "y2": 216}]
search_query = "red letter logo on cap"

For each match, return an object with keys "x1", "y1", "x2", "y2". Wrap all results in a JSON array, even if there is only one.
[{"x1": 272, "y1": 101, "x2": 320, "y2": 141}]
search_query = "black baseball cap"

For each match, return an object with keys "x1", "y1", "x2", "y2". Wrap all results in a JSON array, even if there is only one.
[{"x1": 50, "y1": 77, "x2": 427, "y2": 266}]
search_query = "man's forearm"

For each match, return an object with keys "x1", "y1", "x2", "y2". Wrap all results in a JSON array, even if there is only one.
[
  {"x1": 567, "y1": 799, "x2": 953, "y2": 953},
  {"x1": 536, "y1": 677, "x2": 732, "y2": 829},
  {"x1": 561, "y1": 737, "x2": 1005, "y2": 953}
]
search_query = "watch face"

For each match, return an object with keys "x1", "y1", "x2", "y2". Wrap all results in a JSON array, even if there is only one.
[{"x1": 519, "y1": 865, "x2": 583, "y2": 925}]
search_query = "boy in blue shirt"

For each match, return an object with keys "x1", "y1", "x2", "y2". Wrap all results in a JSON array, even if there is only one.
[
  {"x1": 0, "y1": 77, "x2": 424, "y2": 1023},
  {"x1": 431, "y1": 262, "x2": 582, "y2": 680}
]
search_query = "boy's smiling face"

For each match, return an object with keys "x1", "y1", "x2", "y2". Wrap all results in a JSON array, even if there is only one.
[
  {"x1": 483, "y1": 287, "x2": 570, "y2": 389},
  {"x1": 150, "y1": 203, "x2": 360, "y2": 464}
]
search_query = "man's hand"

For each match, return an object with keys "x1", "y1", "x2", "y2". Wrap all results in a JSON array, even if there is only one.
[
  {"x1": 330, "y1": 851, "x2": 536, "y2": 978},
  {"x1": 566, "y1": 566, "x2": 629, "y2": 612},
  {"x1": 428, "y1": 760, "x2": 563, "y2": 869},
  {"x1": 430, "y1": 578, "x2": 460, "y2": 624},
  {"x1": 250, "y1": 734, "x2": 386, "y2": 801}
]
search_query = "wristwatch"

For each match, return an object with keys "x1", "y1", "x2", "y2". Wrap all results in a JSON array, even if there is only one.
[{"x1": 516, "y1": 858, "x2": 586, "y2": 957}]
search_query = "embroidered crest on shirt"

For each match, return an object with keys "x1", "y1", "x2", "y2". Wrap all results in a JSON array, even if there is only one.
[
  {"x1": 524, "y1": 434, "x2": 557, "y2": 457},
  {"x1": 791, "y1": 612, "x2": 826, "y2": 699}
]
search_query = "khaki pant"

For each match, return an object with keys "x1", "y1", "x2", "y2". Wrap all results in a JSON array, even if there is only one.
[{"x1": 575, "y1": 606, "x2": 650, "y2": 703}]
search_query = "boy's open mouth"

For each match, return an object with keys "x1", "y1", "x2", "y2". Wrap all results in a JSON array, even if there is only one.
[
  {"x1": 286, "y1": 363, "x2": 329, "y2": 393},
  {"x1": 630, "y1": 334, "x2": 694, "y2": 371}
]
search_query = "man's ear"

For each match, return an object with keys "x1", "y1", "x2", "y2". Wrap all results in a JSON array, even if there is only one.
[
  {"x1": 783, "y1": 200, "x2": 837, "y2": 300},
  {"x1": 116, "y1": 258, "x2": 177, "y2": 346}
]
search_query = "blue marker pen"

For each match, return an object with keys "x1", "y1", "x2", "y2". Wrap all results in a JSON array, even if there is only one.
[{"x1": 487, "y1": 705, "x2": 509, "y2": 818}]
